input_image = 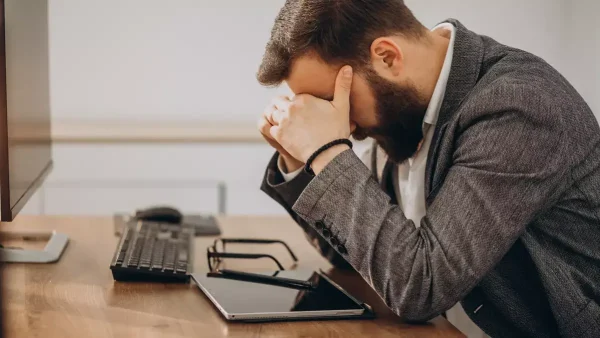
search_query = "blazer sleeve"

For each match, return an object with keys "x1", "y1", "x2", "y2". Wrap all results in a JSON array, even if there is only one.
[
  {"x1": 260, "y1": 152, "x2": 352, "y2": 270},
  {"x1": 287, "y1": 86, "x2": 570, "y2": 321}
]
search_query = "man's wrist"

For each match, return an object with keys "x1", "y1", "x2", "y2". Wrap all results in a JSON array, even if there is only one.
[
  {"x1": 310, "y1": 144, "x2": 351, "y2": 175},
  {"x1": 280, "y1": 153, "x2": 304, "y2": 173}
]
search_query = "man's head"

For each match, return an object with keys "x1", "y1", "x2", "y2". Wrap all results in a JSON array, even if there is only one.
[{"x1": 257, "y1": 0, "x2": 440, "y2": 163}]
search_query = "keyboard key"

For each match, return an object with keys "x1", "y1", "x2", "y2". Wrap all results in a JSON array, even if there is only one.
[
  {"x1": 116, "y1": 252, "x2": 125, "y2": 265},
  {"x1": 176, "y1": 263, "x2": 187, "y2": 273},
  {"x1": 178, "y1": 250, "x2": 188, "y2": 263},
  {"x1": 127, "y1": 237, "x2": 145, "y2": 266},
  {"x1": 150, "y1": 239, "x2": 166, "y2": 270}
]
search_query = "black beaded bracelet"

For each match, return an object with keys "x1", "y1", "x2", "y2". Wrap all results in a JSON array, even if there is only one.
[{"x1": 305, "y1": 139, "x2": 353, "y2": 175}]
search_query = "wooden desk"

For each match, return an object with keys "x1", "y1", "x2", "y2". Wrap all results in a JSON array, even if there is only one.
[{"x1": 2, "y1": 216, "x2": 464, "y2": 337}]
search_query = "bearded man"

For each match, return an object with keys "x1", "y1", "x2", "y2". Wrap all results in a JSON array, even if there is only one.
[{"x1": 255, "y1": 1, "x2": 600, "y2": 337}]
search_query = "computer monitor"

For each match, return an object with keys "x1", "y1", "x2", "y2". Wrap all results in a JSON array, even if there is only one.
[{"x1": 0, "y1": 0, "x2": 67, "y2": 263}]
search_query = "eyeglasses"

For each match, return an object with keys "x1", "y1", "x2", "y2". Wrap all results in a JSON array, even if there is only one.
[{"x1": 206, "y1": 238, "x2": 298, "y2": 272}]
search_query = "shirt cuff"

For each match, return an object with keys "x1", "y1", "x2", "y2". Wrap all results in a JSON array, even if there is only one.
[{"x1": 277, "y1": 155, "x2": 303, "y2": 182}]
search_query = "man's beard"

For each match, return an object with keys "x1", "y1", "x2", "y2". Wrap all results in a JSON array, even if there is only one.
[{"x1": 352, "y1": 69, "x2": 428, "y2": 164}]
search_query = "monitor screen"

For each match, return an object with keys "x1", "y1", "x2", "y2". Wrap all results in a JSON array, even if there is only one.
[{"x1": 0, "y1": 0, "x2": 52, "y2": 221}]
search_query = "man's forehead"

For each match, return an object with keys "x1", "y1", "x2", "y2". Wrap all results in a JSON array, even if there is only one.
[{"x1": 286, "y1": 54, "x2": 338, "y2": 100}]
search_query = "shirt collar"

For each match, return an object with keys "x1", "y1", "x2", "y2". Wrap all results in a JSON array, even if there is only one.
[{"x1": 422, "y1": 23, "x2": 457, "y2": 128}]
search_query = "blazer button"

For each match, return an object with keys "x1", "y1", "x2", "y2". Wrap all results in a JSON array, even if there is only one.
[
  {"x1": 322, "y1": 229, "x2": 332, "y2": 239},
  {"x1": 330, "y1": 237, "x2": 339, "y2": 246},
  {"x1": 315, "y1": 221, "x2": 325, "y2": 231},
  {"x1": 315, "y1": 221, "x2": 325, "y2": 230},
  {"x1": 337, "y1": 244, "x2": 348, "y2": 255}
]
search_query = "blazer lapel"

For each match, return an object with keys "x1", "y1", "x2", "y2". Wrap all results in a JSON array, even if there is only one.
[
  {"x1": 425, "y1": 123, "x2": 448, "y2": 203},
  {"x1": 381, "y1": 160, "x2": 398, "y2": 203},
  {"x1": 425, "y1": 19, "x2": 485, "y2": 198},
  {"x1": 370, "y1": 140, "x2": 398, "y2": 203}
]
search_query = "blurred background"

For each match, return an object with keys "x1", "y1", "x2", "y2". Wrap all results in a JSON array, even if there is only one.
[{"x1": 17, "y1": 0, "x2": 599, "y2": 217}]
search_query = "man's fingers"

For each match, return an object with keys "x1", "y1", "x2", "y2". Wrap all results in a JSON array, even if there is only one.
[
  {"x1": 263, "y1": 106, "x2": 276, "y2": 125},
  {"x1": 262, "y1": 96, "x2": 289, "y2": 125},
  {"x1": 272, "y1": 96, "x2": 291, "y2": 111},
  {"x1": 269, "y1": 125, "x2": 281, "y2": 141},
  {"x1": 332, "y1": 66, "x2": 353, "y2": 113},
  {"x1": 271, "y1": 108, "x2": 286, "y2": 125},
  {"x1": 257, "y1": 115, "x2": 273, "y2": 137}
]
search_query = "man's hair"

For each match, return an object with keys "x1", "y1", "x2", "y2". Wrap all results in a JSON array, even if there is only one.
[{"x1": 257, "y1": 0, "x2": 427, "y2": 86}]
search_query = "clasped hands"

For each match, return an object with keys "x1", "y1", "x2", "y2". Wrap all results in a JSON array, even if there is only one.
[{"x1": 258, "y1": 66, "x2": 355, "y2": 175}]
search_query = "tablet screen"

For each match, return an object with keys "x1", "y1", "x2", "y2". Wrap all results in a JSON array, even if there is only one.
[{"x1": 193, "y1": 270, "x2": 365, "y2": 315}]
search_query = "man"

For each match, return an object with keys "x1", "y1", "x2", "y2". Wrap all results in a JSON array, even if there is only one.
[{"x1": 256, "y1": 1, "x2": 600, "y2": 337}]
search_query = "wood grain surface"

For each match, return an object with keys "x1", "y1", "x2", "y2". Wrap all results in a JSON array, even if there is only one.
[{"x1": 2, "y1": 216, "x2": 464, "y2": 337}]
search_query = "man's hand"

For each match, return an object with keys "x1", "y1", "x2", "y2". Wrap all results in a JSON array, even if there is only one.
[
  {"x1": 258, "y1": 96, "x2": 304, "y2": 173},
  {"x1": 269, "y1": 66, "x2": 354, "y2": 172}
]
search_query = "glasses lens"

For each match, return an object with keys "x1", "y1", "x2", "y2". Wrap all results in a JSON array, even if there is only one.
[
  {"x1": 207, "y1": 246, "x2": 218, "y2": 270},
  {"x1": 214, "y1": 239, "x2": 225, "y2": 254}
]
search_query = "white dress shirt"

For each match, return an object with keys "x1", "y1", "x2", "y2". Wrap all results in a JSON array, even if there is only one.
[{"x1": 279, "y1": 23, "x2": 456, "y2": 226}]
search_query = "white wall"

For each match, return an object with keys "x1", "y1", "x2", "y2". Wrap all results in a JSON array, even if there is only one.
[
  {"x1": 563, "y1": 0, "x2": 599, "y2": 116},
  {"x1": 49, "y1": 0, "x2": 290, "y2": 123},
  {"x1": 405, "y1": 0, "x2": 567, "y2": 70}
]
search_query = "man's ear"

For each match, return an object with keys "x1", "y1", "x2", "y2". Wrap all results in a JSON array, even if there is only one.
[{"x1": 370, "y1": 37, "x2": 404, "y2": 79}]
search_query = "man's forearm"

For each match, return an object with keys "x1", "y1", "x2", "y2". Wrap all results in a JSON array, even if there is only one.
[{"x1": 260, "y1": 152, "x2": 352, "y2": 270}]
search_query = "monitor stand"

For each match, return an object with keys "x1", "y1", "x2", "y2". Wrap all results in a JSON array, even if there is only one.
[{"x1": 0, "y1": 230, "x2": 69, "y2": 263}]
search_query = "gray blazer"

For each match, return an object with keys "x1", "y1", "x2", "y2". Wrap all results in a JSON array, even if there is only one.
[{"x1": 260, "y1": 19, "x2": 600, "y2": 338}]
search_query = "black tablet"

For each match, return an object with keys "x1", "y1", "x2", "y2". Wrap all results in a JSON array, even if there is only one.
[{"x1": 192, "y1": 269, "x2": 374, "y2": 322}]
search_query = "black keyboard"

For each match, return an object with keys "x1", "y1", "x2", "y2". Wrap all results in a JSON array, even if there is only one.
[{"x1": 110, "y1": 220, "x2": 194, "y2": 283}]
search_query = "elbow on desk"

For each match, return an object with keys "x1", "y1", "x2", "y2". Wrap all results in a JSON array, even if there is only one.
[
  {"x1": 394, "y1": 304, "x2": 448, "y2": 323},
  {"x1": 382, "y1": 286, "x2": 454, "y2": 322},
  {"x1": 375, "y1": 256, "x2": 462, "y2": 322},
  {"x1": 379, "y1": 268, "x2": 468, "y2": 323},
  {"x1": 377, "y1": 275, "x2": 462, "y2": 323}
]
